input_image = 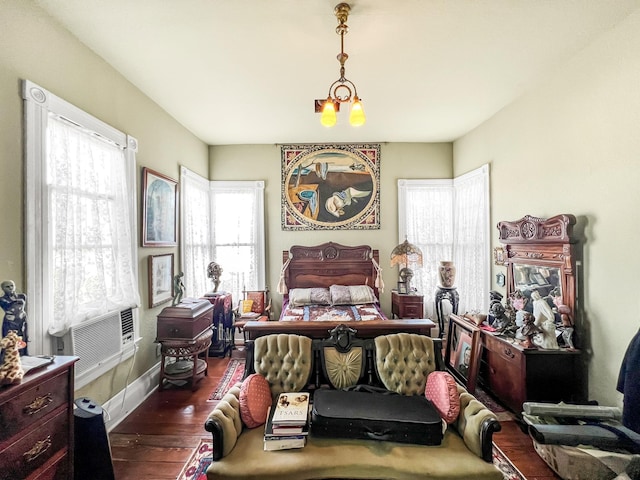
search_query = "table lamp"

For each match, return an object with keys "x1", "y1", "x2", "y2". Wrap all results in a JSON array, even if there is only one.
[{"x1": 390, "y1": 239, "x2": 423, "y2": 293}]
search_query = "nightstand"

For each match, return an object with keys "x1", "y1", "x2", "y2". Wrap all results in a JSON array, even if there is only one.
[{"x1": 391, "y1": 291, "x2": 424, "y2": 319}]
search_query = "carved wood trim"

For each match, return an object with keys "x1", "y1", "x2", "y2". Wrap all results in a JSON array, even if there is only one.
[{"x1": 498, "y1": 214, "x2": 576, "y2": 244}]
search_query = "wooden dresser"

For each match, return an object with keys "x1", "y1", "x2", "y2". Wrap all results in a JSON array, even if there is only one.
[
  {"x1": 480, "y1": 331, "x2": 582, "y2": 413},
  {"x1": 391, "y1": 291, "x2": 424, "y2": 319},
  {"x1": 0, "y1": 356, "x2": 78, "y2": 480}
]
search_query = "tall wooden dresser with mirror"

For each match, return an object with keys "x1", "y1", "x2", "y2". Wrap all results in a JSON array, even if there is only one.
[{"x1": 478, "y1": 214, "x2": 585, "y2": 413}]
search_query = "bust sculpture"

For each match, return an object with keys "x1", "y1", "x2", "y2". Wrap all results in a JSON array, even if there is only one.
[{"x1": 207, "y1": 262, "x2": 223, "y2": 292}]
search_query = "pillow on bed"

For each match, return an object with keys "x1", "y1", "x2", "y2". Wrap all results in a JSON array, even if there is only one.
[
  {"x1": 288, "y1": 287, "x2": 331, "y2": 307},
  {"x1": 330, "y1": 285, "x2": 377, "y2": 305}
]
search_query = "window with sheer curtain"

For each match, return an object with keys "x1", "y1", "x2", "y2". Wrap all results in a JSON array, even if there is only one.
[
  {"x1": 23, "y1": 80, "x2": 139, "y2": 354},
  {"x1": 181, "y1": 168, "x2": 265, "y2": 303},
  {"x1": 398, "y1": 164, "x2": 489, "y2": 320}
]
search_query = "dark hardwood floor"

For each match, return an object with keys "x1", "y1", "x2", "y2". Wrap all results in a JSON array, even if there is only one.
[{"x1": 109, "y1": 346, "x2": 560, "y2": 480}]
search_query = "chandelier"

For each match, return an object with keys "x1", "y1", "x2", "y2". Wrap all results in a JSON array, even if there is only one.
[{"x1": 315, "y1": 3, "x2": 366, "y2": 128}]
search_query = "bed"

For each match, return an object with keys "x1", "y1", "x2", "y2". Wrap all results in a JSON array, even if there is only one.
[{"x1": 242, "y1": 242, "x2": 434, "y2": 339}]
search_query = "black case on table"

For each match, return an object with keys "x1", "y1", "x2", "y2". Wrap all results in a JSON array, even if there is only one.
[{"x1": 311, "y1": 389, "x2": 443, "y2": 445}]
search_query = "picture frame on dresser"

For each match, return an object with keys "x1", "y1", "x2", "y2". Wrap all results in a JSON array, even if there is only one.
[
  {"x1": 148, "y1": 253, "x2": 174, "y2": 307},
  {"x1": 142, "y1": 167, "x2": 178, "y2": 247},
  {"x1": 445, "y1": 314, "x2": 482, "y2": 393}
]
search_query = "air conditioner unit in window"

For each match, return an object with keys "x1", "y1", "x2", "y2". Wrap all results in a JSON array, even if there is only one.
[{"x1": 56, "y1": 307, "x2": 137, "y2": 387}]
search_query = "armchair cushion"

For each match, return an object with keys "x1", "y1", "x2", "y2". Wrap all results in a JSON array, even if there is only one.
[
  {"x1": 374, "y1": 333, "x2": 437, "y2": 395},
  {"x1": 253, "y1": 334, "x2": 313, "y2": 397},
  {"x1": 239, "y1": 374, "x2": 272, "y2": 428},
  {"x1": 425, "y1": 371, "x2": 460, "y2": 424}
]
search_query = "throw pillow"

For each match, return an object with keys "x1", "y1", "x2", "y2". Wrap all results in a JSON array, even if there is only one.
[
  {"x1": 246, "y1": 292, "x2": 265, "y2": 314},
  {"x1": 241, "y1": 299, "x2": 254, "y2": 314},
  {"x1": 288, "y1": 288, "x2": 331, "y2": 307},
  {"x1": 239, "y1": 373, "x2": 272, "y2": 428},
  {"x1": 329, "y1": 285, "x2": 377, "y2": 305},
  {"x1": 425, "y1": 371, "x2": 460, "y2": 424}
]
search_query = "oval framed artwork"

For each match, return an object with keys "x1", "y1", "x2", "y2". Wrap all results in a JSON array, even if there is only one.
[{"x1": 280, "y1": 144, "x2": 380, "y2": 230}]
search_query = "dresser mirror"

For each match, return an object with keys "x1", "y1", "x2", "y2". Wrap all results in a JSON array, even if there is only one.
[{"x1": 498, "y1": 214, "x2": 577, "y2": 323}]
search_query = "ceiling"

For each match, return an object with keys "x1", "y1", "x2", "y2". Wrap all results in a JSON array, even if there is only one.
[{"x1": 35, "y1": 0, "x2": 640, "y2": 146}]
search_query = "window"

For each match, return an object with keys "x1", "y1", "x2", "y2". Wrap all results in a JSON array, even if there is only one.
[
  {"x1": 23, "y1": 80, "x2": 139, "y2": 356},
  {"x1": 398, "y1": 164, "x2": 489, "y2": 319},
  {"x1": 181, "y1": 167, "x2": 265, "y2": 303}
]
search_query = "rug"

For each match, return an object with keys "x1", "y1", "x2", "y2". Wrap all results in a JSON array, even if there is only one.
[
  {"x1": 475, "y1": 385, "x2": 516, "y2": 422},
  {"x1": 207, "y1": 358, "x2": 245, "y2": 401},
  {"x1": 177, "y1": 439, "x2": 526, "y2": 480}
]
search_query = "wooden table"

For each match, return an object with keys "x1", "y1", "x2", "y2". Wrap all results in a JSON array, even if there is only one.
[{"x1": 242, "y1": 318, "x2": 435, "y2": 340}]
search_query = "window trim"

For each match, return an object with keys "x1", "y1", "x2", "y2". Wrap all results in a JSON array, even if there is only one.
[{"x1": 22, "y1": 80, "x2": 139, "y2": 355}]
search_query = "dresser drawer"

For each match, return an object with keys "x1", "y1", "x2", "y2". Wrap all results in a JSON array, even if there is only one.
[
  {"x1": 0, "y1": 408, "x2": 69, "y2": 480},
  {"x1": 0, "y1": 370, "x2": 70, "y2": 444},
  {"x1": 401, "y1": 304, "x2": 423, "y2": 318},
  {"x1": 27, "y1": 450, "x2": 69, "y2": 480},
  {"x1": 483, "y1": 334, "x2": 522, "y2": 364}
]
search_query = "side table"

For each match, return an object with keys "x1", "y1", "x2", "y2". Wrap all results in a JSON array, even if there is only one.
[
  {"x1": 435, "y1": 286, "x2": 459, "y2": 338},
  {"x1": 158, "y1": 327, "x2": 213, "y2": 391},
  {"x1": 391, "y1": 291, "x2": 424, "y2": 319}
]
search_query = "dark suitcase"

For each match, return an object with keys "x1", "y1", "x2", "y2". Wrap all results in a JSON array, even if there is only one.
[{"x1": 311, "y1": 389, "x2": 443, "y2": 445}]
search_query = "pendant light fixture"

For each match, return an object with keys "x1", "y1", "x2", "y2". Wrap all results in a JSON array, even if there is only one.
[{"x1": 315, "y1": 3, "x2": 366, "y2": 128}]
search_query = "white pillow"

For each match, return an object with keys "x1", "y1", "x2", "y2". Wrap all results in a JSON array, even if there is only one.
[
  {"x1": 288, "y1": 287, "x2": 331, "y2": 307},
  {"x1": 330, "y1": 285, "x2": 377, "y2": 305}
]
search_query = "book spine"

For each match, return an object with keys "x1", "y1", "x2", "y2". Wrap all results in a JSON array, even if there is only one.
[{"x1": 264, "y1": 434, "x2": 306, "y2": 441}]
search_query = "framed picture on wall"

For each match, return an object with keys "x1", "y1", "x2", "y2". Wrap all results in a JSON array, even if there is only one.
[
  {"x1": 142, "y1": 167, "x2": 179, "y2": 247},
  {"x1": 444, "y1": 315, "x2": 482, "y2": 393},
  {"x1": 148, "y1": 253, "x2": 174, "y2": 307}
]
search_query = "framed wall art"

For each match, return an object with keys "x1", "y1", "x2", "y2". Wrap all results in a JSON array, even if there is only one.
[
  {"x1": 280, "y1": 144, "x2": 380, "y2": 230},
  {"x1": 444, "y1": 315, "x2": 482, "y2": 393},
  {"x1": 142, "y1": 167, "x2": 178, "y2": 247},
  {"x1": 148, "y1": 253, "x2": 174, "y2": 307}
]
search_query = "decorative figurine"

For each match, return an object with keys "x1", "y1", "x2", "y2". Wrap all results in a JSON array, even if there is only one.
[
  {"x1": 518, "y1": 312, "x2": 541, "y2": 349},
  {"x1": 172, "y1": 272, "x2": 185, "y2": 306},
  {"x1": 0, "y1": 280, "x2": 28, "y2": 356},
  {"x1": 0, "y1": 331, "x2": 25, "y2": 385},
  {"x1": 207, "y1": 262, "x2": 223, "y2": 292}
]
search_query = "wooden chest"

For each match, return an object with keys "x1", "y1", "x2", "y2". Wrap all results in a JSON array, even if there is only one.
[
  {"x1": 156, "y1": 299, "x2": 214, "y2": 341},
  {"x1": 0, "y1": 356, "x2": 77, "y2": 480}
]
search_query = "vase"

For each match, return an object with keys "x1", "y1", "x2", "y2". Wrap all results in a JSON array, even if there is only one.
[{"x1": 438, "y1": 261, "x2": 456, "y2": 288}]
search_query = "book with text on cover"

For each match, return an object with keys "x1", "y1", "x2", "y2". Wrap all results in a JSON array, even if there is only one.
[
  {"x1": 263, "y1": 407, "x2": 307, "y2": 451},
  {"x1": 271, "y1": 392, "x2": 310, "y2": 426},
  {"x1": 264, "y1": 405, "x2": 309, "y2": 437}
]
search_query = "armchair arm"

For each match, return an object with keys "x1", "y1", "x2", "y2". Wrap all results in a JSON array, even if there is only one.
[
  {"x1": 453, "y1": 386, "x2": 502, "y2": 462},
  {"x1": 203, "y1": 386, "x2": 243, "y2": 460}
]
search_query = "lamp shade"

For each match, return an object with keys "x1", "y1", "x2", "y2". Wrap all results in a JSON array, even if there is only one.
[
  {"x1": 390, "y1": 239, "x2": 423, "y2": 268},
  {"x1": 349, "y1": 97, "x2": 366, "y2": 126},
  {"x1": 320, "y1": 99, "x2": 337, "y2": 127}
]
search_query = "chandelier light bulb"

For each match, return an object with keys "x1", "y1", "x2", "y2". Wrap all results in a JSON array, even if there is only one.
[
  {"x1": 320, "y1": 100, "x2": 337, "y2": 127},
  {"x1": 349, "y1": 96, "x2": 366, "y2": 126}
]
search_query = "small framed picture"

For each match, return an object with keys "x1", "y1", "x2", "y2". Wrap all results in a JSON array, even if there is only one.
[
  {"x1": 493, "y1": 246, "x2": 506, "y2": 266},
  {"x1": 397, "y1": 281, "x2": 407, "y2": 294},
  {"x1": 142, "y1": 167, "x2": 179, "y2": 247},
  {"x1": 148, "y1": 253, "x2": 174, "y2": 307},
  {"x1": 445, "y1": 315, "x2": 482, "y2": 393}
]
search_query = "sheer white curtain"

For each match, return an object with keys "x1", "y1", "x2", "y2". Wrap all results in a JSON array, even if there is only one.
[
  {"x1": 211, "y1": 181, "x2": 265, "y2": 303},
  {"x1": 180, "y1": 167, "x2": 212, "y2": 297},
  {"x1": 398, "y1": 164, "x2": 489, "y2": 320},
  {"x1": 453, "y1": 165, "x2": 490, "y2": 314},
  {"x1": 398, "y1": 180, "x2": 454, "y2": 318},
  {"x1": 46, "y1": 115, "x2": 139, "y2": 335},
  {"x1": 181, "y1": 173, "x2": 266, "y2": 303}
]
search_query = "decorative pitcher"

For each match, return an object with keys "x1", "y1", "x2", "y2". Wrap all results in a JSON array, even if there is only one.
[{"x1": 438, "y1": 261, "x2": 456, "y2": 288}]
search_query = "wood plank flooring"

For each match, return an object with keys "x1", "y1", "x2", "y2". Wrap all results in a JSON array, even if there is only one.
[{"x1": 109, "y1": 347, "x2": 560, "y2": 479}]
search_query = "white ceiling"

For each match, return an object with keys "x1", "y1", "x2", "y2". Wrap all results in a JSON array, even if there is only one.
[{"x1": 35, "y1": 0, "x2": 640, "y2": 145}]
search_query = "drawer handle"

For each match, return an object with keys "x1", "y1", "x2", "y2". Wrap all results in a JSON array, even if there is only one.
[
  {"x1": 170, "y1": 327, "x2": 180, "y2": 335},
  {"x1": 23, "y1": 435, "x2": 52, "y2": 463},
  {"x1": 23, "y1": 393, "x2": 53, "y2": 415},
  {"x1": 503, "y1": 348, "x2": 515, "y2": 359}
]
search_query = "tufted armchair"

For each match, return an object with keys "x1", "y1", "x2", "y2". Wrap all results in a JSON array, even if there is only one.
[
  {"x1": 251, "y1": 333, "x2": 313, "y2": 398},
  {"x1": 374, "y1": 332, "x2": 438, "y2": 395}
]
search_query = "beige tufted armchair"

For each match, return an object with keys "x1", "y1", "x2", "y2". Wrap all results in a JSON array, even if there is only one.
[
  {"x1": 374, "y1": 332, "x2": 438, "y2": 395},
  {"x1": 252, "y1": 333, "x2": 313, "y2": 398}
]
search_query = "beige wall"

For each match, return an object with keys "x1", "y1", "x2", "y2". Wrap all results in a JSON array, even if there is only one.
[
  {"x1": 0, "y1": 1, "x2": 209, "y2": 404},
  {"x1": 454, "y1": 10, "x2": 640, "y2": 407},
  {"x1": 209, "y1": 143, "x2": 453, "y2": 315}
]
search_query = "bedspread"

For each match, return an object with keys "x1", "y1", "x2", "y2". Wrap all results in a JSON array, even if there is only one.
[{"x1": 280, "y1": 303, "x2": 386, "y2": 322}]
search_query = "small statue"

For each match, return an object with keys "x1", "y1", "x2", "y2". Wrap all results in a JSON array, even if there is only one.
[
  {"x1": 0, "y1": 331, "x2": 25, "y2": 385},
  {"x1": 531, "y1": 290, "x2": 555, "y2": 327},
  {"x1": 0, "y1": 280, "x2": 28, "y2": 356},
  {"x1": 172, "y1": 272, "x2": 185, "y2": 306},
  {"x1": 207, "y1": 262, "x2": 223, "y2": 292},
  {"x1": 519, "y1": 312, "x2": 541, "y2": 349},
  {"x1": 557, "y1": 304, "x2": 576, "y2": 349},
  {"x1": 533, "y1": 318, "x2": 560, "y2": 349},
  {"x1": 510, "y1": 289, "x2": 528, "y2": 312}
]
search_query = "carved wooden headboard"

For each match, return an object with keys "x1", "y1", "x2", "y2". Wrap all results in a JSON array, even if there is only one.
[{"x1": 282, "y1": 242, "x2": 380, "y2": 299}]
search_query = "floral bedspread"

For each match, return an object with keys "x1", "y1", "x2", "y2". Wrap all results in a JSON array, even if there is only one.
[{"x1": 279, "y1": 303, "x2": 386, "y2": 322}]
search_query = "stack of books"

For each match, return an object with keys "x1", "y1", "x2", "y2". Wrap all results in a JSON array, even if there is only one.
[{"x1": 263, "y1": 392, "x2": 310, "y2": 451}]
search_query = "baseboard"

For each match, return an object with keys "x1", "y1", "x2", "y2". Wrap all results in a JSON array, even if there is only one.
[{"x1": 102, "y1": 361, "x2": 160, "y2": 432}]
